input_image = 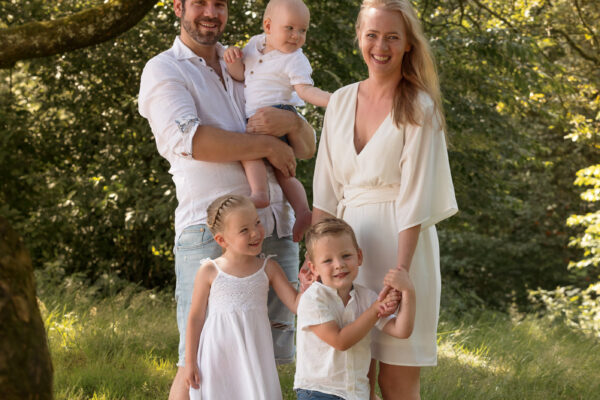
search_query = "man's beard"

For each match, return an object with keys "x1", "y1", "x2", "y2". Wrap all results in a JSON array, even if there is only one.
[{"x1": 182, "y1": 15, "x2": 224, "y2": 46}]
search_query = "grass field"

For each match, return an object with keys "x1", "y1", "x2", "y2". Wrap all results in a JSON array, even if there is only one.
[{"x1": 38, "y1": 278, "x2": 600, "y2": 399}]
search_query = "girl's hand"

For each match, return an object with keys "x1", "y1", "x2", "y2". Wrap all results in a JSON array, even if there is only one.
[
  {"x1": 223, "y1": 46, "x2": 242, "y2": 65},
  {"x1": 298, "y1": 259, "x2": 316, "y2": 292},
  {"x1": 184, "y1": 364, "x2": 201, "y2": 390}
]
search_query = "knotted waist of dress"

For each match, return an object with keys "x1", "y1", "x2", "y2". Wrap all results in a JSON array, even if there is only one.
[{"x1": 336, "y1": 184, "x2": 400, "y2": 218}]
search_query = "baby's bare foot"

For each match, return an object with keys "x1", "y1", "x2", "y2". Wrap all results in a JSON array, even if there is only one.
[
  {"x1": 292, "y1": 210, "x2": 312, "y2": 242},
  {"x1": 249, "y1": 192, "x2": 270, "y2": 209}
]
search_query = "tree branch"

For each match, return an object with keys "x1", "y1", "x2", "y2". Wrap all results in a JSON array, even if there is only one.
[
  {"x1": 551, "y1": 27, "x2": 600, "y2": 65},
  {"x1": 0, "y1": 0, "x2": 158, "y2": 69}
]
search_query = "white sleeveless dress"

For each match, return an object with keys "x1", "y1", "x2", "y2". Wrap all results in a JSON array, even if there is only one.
[{"x1": 189, "y1": 256, "x2": 282, "y2": 400}]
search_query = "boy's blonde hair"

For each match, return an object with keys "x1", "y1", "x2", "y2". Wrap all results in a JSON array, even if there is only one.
[
  {"x1": 356, "y1": 0, "x2": 445, "y2": 131},
  {"x1": 305, "y1": 218, "x2": 360, "y2": 261},
  {"x1": 206, "y1": 194, "x2": 255, "y2": 235}
]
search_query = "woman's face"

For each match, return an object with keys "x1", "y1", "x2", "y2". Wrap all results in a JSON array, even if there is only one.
[{"x1": 357, "y1": 7, "x2": 411, "y2": 80}]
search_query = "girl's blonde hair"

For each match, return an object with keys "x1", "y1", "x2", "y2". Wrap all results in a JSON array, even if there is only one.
[
  {"x1": 356, "y1": 0, "x2": 445, "y2": 130},
  {"x1": 206, "y1": 194, "x2": 255, "y2": 235}
]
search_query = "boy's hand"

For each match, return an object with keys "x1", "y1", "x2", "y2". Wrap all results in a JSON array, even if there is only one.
[
  {"x1": 383, "y1": 267, "x2": 413, "y2": 292},
  {"x1": 184, "y1": 363, "x2": 201, "y2": 390},
  {"x1": 224, "y1": 46, "x2": 243, "y2": 65},
  {"x1": 378, "y1": 289, "x2": 400, "y2": 317}
]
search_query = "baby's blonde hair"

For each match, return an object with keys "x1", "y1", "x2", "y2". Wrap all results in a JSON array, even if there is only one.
[
  {"x1": 305, "y1": 218, "x2": 360, "y2": 262},
  {"x1": 206, "y1": 194, "x2": 255, "y2": 235},
  {"x1": 356, "y1": 0, "x2": 445, "y2": 130},
  {"x1": 264, "y1": 0, "x2": 309, "y2": 22}
]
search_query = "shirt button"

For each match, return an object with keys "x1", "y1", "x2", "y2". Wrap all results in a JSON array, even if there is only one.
[
  {"x1": 244, "y1": 84, "x2": 247, "y2": 88},
  {"x1": 250, "y1": 70, "x2": 254, "y2": 74},
  {"x1": 259, "y1": 59, "x2": 263, "y2": 63}
]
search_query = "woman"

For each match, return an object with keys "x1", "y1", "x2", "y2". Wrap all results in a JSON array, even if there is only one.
[{"x1": 310, "y1": 0, "x2": 458, "y2": 398}]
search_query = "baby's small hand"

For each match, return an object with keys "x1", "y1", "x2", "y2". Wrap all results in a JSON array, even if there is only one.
[
  {"x1": 224, "y1": 46, "x2": 243, "y2": 64},
  {"x1": 383, "y1": 268, "x2": 413, "y2": 292}
]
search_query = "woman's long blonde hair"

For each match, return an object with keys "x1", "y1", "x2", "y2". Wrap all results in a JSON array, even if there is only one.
[{"x1": 356, "y1": 0, "x2": 445, "y2": 130}]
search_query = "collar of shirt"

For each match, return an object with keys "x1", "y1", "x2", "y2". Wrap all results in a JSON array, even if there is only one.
[{"x1": 172, "y1": 36, "x2": 227, "y2": 63}]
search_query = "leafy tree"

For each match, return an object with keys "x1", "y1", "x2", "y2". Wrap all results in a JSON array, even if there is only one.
[{"x1": 1, "y1": 0, "x2": 596, "y2": 314}]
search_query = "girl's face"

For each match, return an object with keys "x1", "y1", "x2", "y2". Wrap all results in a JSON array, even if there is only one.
[
  {"x1": 357, "y1": 7, "x2": 411, "y2": 80},
  {"x1": 217, "y1": 205, "x2": 265, "y2": 256}
]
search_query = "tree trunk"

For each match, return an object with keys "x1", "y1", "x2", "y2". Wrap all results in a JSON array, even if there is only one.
[
  {"x1": 0, "y1": 217, "x2": 53, "y2": 399},
  {"x1": 0, "y1": 0, "x2": 158, "y2": 68}
]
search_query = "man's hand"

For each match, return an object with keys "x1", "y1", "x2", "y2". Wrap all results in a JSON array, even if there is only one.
[
  {"x1": 247, "y1": 106, "x2": 298, "y2": 137},
  {"x1": 265, "y1": 137, "x2": 296, "y2": 178}
]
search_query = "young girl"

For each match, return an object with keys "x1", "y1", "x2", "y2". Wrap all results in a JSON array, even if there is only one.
[
  {"x1": 223, "y1": 0, "x2": 331, "y2": 242},
  {"x1": 184, "y1": 194, "x2": 302, "y2": 400}
]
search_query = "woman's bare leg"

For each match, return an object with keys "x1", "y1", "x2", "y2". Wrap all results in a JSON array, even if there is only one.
[{"x1": 379, "y1": 363, "x2": 420, "y2": 400}]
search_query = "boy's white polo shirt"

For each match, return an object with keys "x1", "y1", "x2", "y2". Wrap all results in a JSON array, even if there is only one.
[
  {"x1": 242, "y1": 33, "x2": 313, "y2": 117},
  {"x1": 294, "y1": 282, "x2": 389, "y2": 400}
]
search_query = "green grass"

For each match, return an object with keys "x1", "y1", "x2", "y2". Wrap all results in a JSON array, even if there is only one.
[{"x1": 39, "y1": 281, "x2": 600, "y2": 399}]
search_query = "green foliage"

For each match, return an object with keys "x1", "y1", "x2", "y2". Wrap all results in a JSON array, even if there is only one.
[{"x1": 1, "y1": 0, "x2": 598, "y2": 311}]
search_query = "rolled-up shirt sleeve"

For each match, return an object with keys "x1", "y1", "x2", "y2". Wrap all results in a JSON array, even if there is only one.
[{"x1": 139, "y1": 57, "x2": 199, "y2": 161}]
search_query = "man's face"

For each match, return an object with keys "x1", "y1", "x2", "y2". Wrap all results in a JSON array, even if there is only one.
[{"x1": 177, "y1": 0, "x2": 228, "y2": 46}]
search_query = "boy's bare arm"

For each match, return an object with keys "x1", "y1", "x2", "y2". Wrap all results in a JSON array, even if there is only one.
[
  {"x1": 294, "y1": 84, "x2": 331, "y2": 108},
  {"x1": 223, "y1": 46, "x2": 245, "y2": 81},
  {"x1": 309, "y1": 302, "x2": 380, "y2": 351},
  {"x1": 381, "y1": 268, "x2": 416, "y2": 338}
]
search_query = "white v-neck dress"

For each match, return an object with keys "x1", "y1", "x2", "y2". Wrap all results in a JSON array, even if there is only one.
[
  {"x1": 189, "y1": 256, "x2": 282, "y2": 400},
  {"x1": 313, "y1": 83, "x2": 458, "y2": 365}
]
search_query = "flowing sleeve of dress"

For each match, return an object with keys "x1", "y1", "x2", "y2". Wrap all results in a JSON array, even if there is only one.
[
  {"x1": 312, "y1": 90, "x2": 344, "y2": 216},
  {"x1": 395, "y1": 94, "x2": 458, "y2": 232}
]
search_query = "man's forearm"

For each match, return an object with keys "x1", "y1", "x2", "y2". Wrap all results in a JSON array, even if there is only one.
[
  {"x1": 191, "y1": 125, "x2": 275, "y2": 162},
  {"x1": 191, "y1": 124, "x2": 297, "y2": 178}
]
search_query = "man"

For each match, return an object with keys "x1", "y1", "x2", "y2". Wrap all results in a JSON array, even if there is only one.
[{"x1": 138, "y1": 0, "x2": 315, "y2": 398}]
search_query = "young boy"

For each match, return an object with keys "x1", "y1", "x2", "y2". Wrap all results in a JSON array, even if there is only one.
[
  {"x1": 294, "y1": 218, "x2": 416, "y2": 400},
  {"x1": 223, "y1": 0, "x2": 331, "y2": 242}
]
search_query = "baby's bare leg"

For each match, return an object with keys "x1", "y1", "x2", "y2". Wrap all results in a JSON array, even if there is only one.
[
  {"x1": 242, "y1": 159, "x2": 270, "y2": 208},
  {"x1": 274, "y1": 169, "x2": 312, "y2": 242}
]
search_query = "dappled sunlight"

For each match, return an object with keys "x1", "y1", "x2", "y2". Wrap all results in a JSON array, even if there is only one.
[{"x1": 438, "y1": 339, "x2": 510, "y2": 376}]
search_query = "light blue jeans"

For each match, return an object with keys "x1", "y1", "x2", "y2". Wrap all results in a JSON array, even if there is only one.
[
  {"x1": 174, "y1": 223, "x2": 299, "y2": 366},
  {"x1": 296, "y1": 389, "x2": 346, "y2": 400}
]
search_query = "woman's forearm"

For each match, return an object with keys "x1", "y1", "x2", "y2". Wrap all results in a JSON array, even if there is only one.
[{"x1": 396, "y1": 225, "x2": 421, "y2": 271}]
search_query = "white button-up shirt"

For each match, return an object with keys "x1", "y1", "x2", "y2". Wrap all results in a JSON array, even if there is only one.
[
  {"x1": 294, "y1": 282, "x2": 389, "y2": 400},
  {"x1": 243, "y1": 33, "x2": 313, "y2": 117},
  {"x1": 139, "y1": 37, "x2": 294, "y2": 242}
]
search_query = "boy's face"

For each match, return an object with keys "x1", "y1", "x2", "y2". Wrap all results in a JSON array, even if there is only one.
[
  {"x1": 263, "y1": 4, "x2": 309, "y2": 54},
  {"x1": 307, "y1": 233, "x2": 363, "y2": 294}
]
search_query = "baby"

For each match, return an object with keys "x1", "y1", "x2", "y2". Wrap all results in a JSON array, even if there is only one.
[
  {"x1": 294, "y1": 218, "x2": 416, "y2": 400},
  {"x1": 224, "y1": 0, "x2": 331, "y2": 242}
]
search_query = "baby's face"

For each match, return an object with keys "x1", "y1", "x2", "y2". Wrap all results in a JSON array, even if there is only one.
[{"x1": 264, "y1": 5, "x2": 309, "y2": 54}]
